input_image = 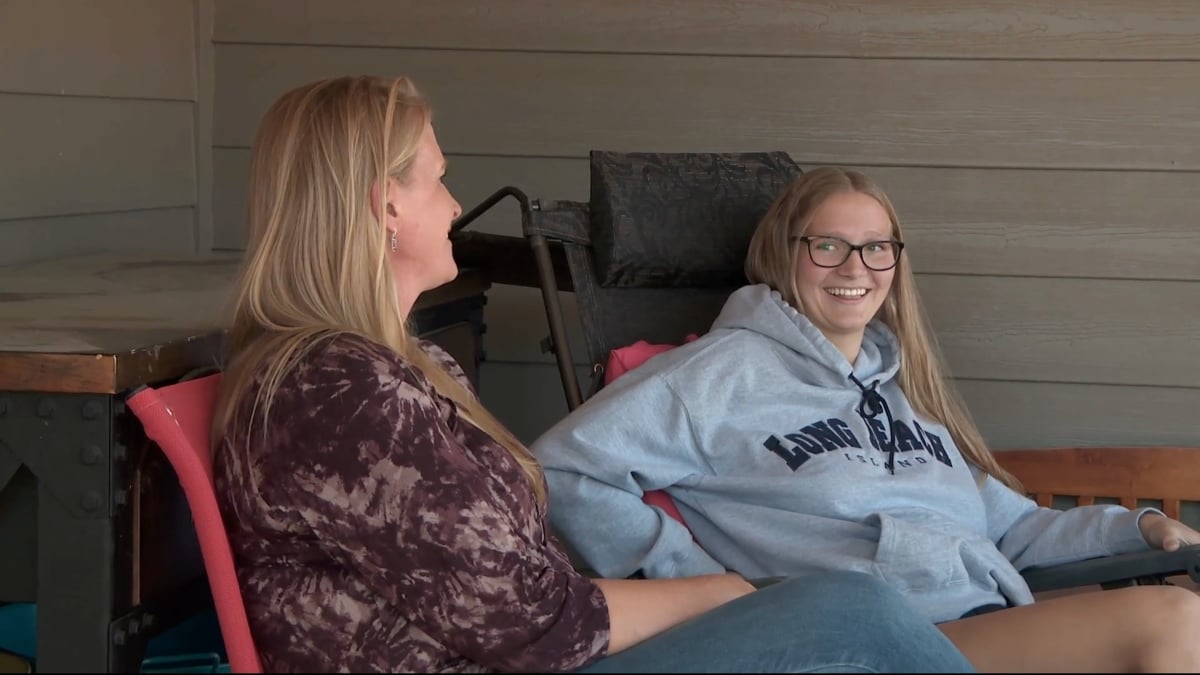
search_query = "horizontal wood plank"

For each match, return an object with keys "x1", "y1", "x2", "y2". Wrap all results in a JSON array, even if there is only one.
[
  {"x1": 0, "y1": 0, "x2": 195, "y2": 100},
  {"x1": 993, "y1": 447, "x2": 1200, "y2": 509},
  {"x1": 0, "y1": 333, "x2": 227, "y2": 395},
  {"x1": 870, "y1": 167, "x2": 1200, "y2": 282},
  {"x1": 0, "y1": 95, "x2": 195, "y2": 221},
  {"x1": 0, "y1": 208, "x2": 196, "y2": 266},
  {"x1": 213, "y1": 45, "x2": 1200, "y2": 170},
  {"x1": 959, "y1": 379, "x2": 1200, "y2": 449},
  {"x1": 214, "y1": 150, "x2": 1200, "y2": 282},
  {"x1": 214, "y1": 0, "x2": 1200, "y2": 60},
  {"x1": 920, "y1": 275, "x2": 1199, "y2": 388},
  {"x1": 0, "y1": 353, "x2": 117, "y2": 395}
]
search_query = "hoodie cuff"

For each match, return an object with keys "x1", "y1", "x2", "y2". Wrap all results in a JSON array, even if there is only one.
[{"x1": 1107, "y1": 507, "x2": 1164, "y2": 555}]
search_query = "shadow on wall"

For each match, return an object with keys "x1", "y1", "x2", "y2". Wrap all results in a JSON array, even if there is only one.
[{"x1": 479, "y1": 362, "x2": 591, "y2": 445}]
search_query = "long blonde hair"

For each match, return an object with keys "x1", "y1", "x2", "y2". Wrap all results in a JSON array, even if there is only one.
[
  {"x1": 213, "y1": 75, "x2": 545, "y2": 503},
  {"x1": 745, "y1": 167, "x2": 1020, "y2": 491}
]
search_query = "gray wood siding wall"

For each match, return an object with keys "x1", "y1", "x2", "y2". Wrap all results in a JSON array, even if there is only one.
[
  {"x1": 0, "y1": 0, "x2": 210, "y2": 264},
  {"x1": 211, "y1": 0, "x2": 1200, "y2": 447}
]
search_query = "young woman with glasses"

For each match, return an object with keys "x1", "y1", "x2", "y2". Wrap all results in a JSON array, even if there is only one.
[{"x1": 532, "y1": 166, "x2": 1200, "y2": 672}]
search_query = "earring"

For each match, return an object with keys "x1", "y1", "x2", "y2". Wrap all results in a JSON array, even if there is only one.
[{"x1": 389, "y1": 230, "x2": 398, "y2": 253}]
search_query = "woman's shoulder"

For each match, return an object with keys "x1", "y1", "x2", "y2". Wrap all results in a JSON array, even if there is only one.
[
  {"x1": 300, "y1": 332, "x2": 410, "y2": 373},
  {"x1": 661, "y1": 328, "x2": 769, "y2": 375},
  {"x1": 315, "y1": 330, "x2": 399, "y2": 363},
  {"x1": 603, "y1": 328, "x2": 758, "y2": 398},
  {"x1": 313, "y1": 332, "x2": 461, "y2": 376},
  {"x1": 278, "y1": 332, "x2": 434, "y2": 400}
]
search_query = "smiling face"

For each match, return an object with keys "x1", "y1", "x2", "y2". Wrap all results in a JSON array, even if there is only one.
[
  {"x1": 384, "y1": 121, "x2": 462, "y2": 307},
  {"x1": 795, "y1": 190, "x2": 897, "y2": 363}
]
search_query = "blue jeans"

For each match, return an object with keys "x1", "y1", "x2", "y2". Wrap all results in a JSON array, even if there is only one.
[{"x1": 577, "y1": 571, "x2": 974, "y2": 673}]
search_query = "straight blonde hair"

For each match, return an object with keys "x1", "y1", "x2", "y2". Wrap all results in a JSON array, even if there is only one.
[
  {"x1": 213, "y1": 75, "x2": 545, "y2": 503},
  {"x1": 745, "y1": 167, "x2": 1020, "y2": 491}
]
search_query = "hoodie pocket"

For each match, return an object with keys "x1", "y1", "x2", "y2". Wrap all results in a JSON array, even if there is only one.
[{"x1": 871, "y1": 513, "x2": 970, "y2": 593}]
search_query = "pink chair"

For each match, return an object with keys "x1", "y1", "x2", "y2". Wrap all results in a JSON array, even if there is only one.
[{"x1": 127, "y1": 373, "x2": 264, "y2": 674}]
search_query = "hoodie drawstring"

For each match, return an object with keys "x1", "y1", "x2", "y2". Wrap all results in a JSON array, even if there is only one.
[{"x1": 849, "y1": 374, "x2": 897, "y2": 474}]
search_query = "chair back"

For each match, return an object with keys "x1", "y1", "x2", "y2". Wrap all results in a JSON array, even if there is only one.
[
  {"x1": 524, "y1": 151, "x2": 802, "y2": 409},
  {"x1": 126, "y1": 373, "x2": 264, "y2": 674},
  {"x1": 996, "y1": 446, "x2": 1200, "y2": 521},
  {"x1": 528, "y1": 200, "x2": 738, "y2": 388}
]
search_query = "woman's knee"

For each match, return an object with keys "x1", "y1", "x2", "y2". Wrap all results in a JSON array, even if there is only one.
[
  {"x1": 770, "y1": 571, "x2": 916, "y2": 622},
  {"x1": 1154, "y1": 586, "x2": 1200, "y2": 647},
  {"x1": 1136, "y1": 584, "x2": 1200, "y2": 634},
  {"x1": 1128, "y1": 585, "x2": 1200, "y2": 671}
]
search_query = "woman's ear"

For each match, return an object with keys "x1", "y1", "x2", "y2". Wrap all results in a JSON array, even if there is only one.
[
  {"x1": 369, "y1": 178, "x2": 401, "y2": 223},
  {"x1": 369, "y1": 179, "x2": 385, "y2": 222}
]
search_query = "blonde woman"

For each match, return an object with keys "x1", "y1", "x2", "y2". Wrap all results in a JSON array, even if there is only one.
[
  {"x1": 211, "y1": 78, "x2": 974, "y2": 673},
  {"x1": 533, "y1": 167, "x2": 1200, "y2": 672}
]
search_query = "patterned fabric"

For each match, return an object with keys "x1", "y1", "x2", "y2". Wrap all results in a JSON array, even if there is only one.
[
  {"x1": 214, "y1": 334, "x2": 609, "y2": 673},
  {"x1": 588, "y1": 151, "x2": 802, "y2": 288}
]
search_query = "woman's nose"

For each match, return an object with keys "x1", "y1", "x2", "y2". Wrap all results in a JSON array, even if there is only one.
[{"x1": 837, "y1": 249, "x2": 868, "y2": 274}]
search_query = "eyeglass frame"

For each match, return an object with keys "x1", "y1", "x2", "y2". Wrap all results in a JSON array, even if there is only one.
[{"x1": 792, "y1": 235, "x2": 906, "y2": 272}]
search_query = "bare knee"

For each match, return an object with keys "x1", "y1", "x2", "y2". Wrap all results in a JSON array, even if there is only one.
[{"x1": 1130, "y1": 585, "x2": 1200, "y2": 672}]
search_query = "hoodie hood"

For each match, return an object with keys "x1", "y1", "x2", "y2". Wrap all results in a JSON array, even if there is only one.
[
  {"x1": 712, "y1": 284, "x2": 906, "y2": 473},
  {"x1": 711, "y1": 284, "x2": 901, "y2": 389}
]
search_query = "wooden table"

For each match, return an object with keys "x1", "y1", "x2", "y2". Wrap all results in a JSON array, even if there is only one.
[{"x1": 0, "y1": 252, "x2": 489, "y2": 672}]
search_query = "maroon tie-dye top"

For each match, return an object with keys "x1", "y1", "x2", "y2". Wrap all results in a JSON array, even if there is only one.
[{"x1": 214, "y1": 333, "x2": 610, "y2": 672}]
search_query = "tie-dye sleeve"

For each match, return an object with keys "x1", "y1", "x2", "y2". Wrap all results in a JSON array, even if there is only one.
[{"x1": 267, "y1": 338, "x2": 610, "y2": 671}]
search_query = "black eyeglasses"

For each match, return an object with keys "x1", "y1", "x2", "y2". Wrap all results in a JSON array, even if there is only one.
[{"x1": 793, "y1": 235, "x2": 905, "y2": 271}]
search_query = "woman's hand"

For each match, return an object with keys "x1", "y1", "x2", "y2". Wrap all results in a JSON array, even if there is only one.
[
  {"x1": 1138, "y1": 512, "x2": 1200, "y2": 551},
  {"x1": 593, "y1": 571, "x2": 757, "y2": 654}
]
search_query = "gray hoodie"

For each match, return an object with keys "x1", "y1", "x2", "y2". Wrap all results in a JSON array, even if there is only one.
[{"x1": 532, "y1": 284, "x2": 1157, "y2": 622}]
